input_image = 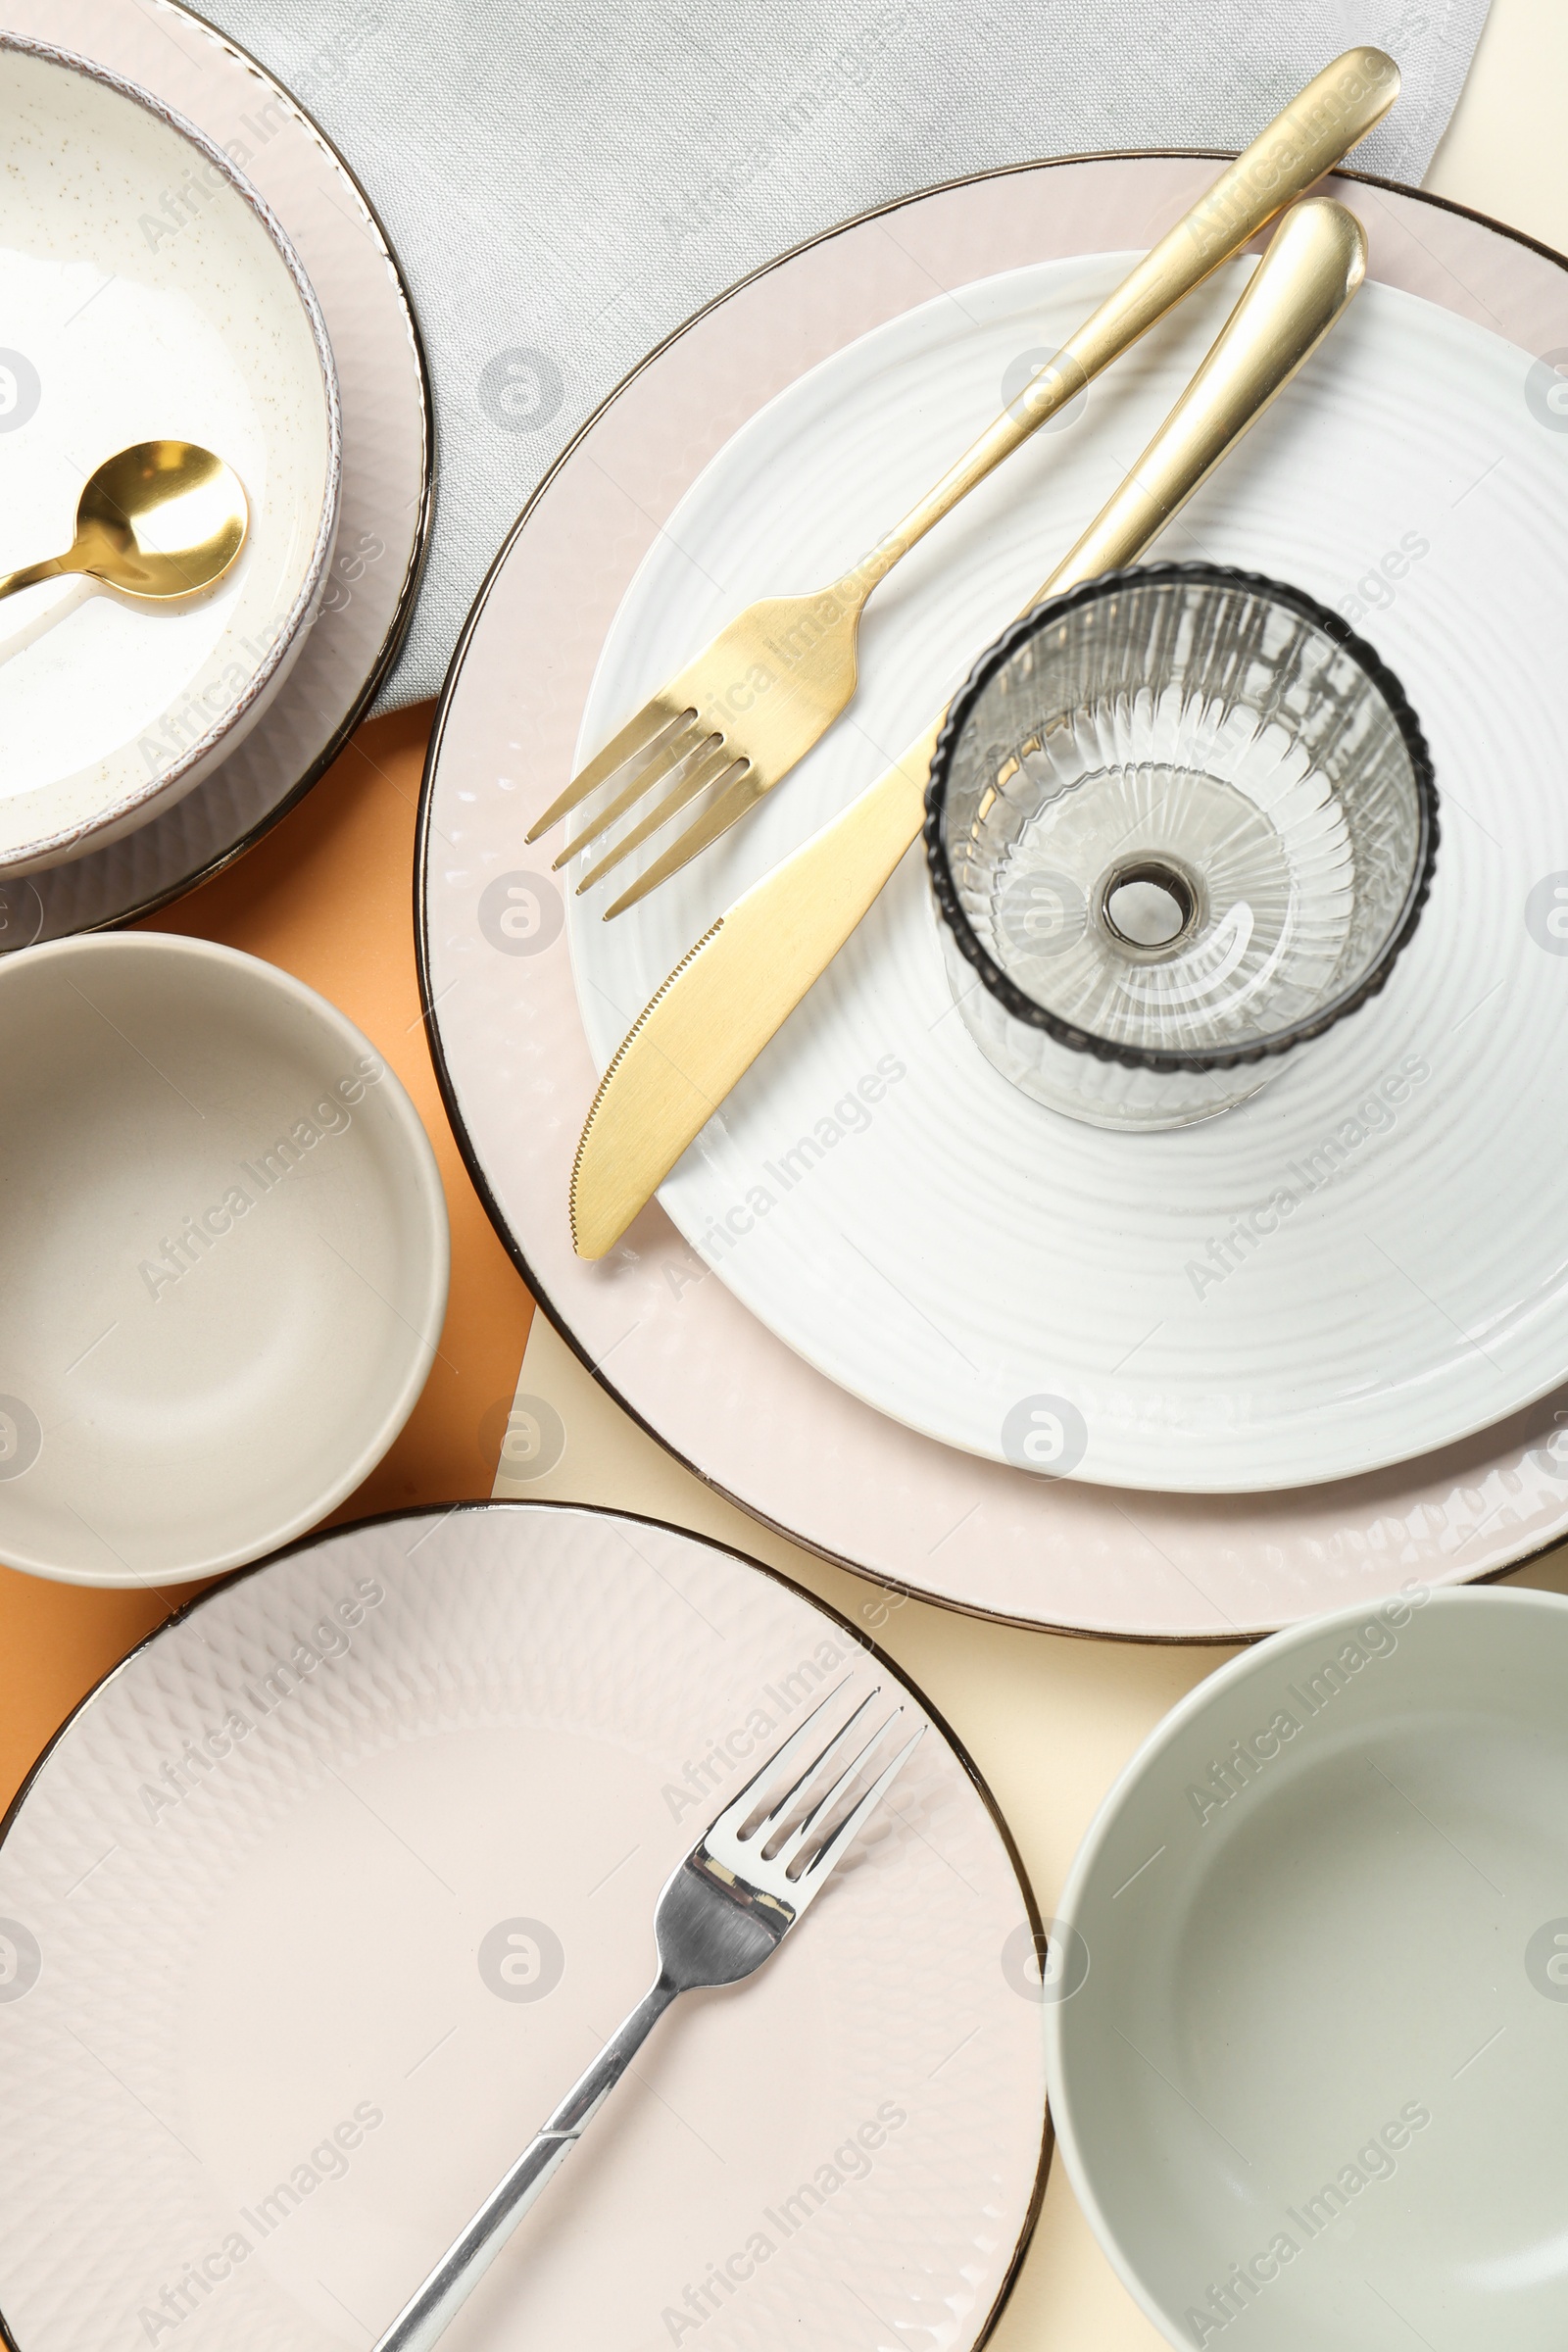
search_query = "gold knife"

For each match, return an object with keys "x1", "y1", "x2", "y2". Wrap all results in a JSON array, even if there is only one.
[{"x1": 570, "y1": 195, "x2": 1367, "y2": 1257}]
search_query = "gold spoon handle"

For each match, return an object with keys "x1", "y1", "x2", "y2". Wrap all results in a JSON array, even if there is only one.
[{"x1": 0, "y1": 555, "x2": 72, "y2": 605}]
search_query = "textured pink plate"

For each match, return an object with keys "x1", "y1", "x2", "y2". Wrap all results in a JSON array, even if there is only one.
[
  {"x1": 0, "y1": 0, "x2": 430, "y2": 947},
  {"x1": 0, "y1": 1503, "x2": 1048, "y2": 2352},
  {"x1": 418, "y1": 157, "x2": 1568, "y2": 1640}
]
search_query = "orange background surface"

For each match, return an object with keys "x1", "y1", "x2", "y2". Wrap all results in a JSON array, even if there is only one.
[{"x1": 0, "y1": 702, "x2": 534, "y2": 1815}]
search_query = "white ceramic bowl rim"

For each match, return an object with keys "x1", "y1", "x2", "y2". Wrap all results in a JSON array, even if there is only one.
[
  {"x1": 0, "y1": 930, "x2": 450, "y2": 1585},
  {"x1": 0, "y1": 32, "x2": 344, "y2": 870}
]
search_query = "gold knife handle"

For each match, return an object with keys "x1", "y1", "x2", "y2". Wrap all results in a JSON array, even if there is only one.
[
  {"x1": 846, "y1": 48, "x2": 1396, "y2": 593},
  {"x1": 1042, "y1": 198, "x2": 1366, "y2": 595},
  {"x1": 571, "y1": 197, "x2": 1367, "y2": 1258}
]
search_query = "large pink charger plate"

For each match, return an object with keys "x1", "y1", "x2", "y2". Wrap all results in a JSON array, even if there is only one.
[{"x1": 417, "y1": 156, "x2": 1568, "y2": 1641}]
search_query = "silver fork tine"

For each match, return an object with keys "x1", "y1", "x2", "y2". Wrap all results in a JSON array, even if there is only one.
[
  {"x1": 746, "y1": 1687, "x2": 884, "y2": 1843},
  {"x1": 572, "y1": 744, "x2": 745, "y2": 892},
  {"x1": 794, "y1": 1723, "x2": 924, "y2": 1889},
  {"x1": 770, "y1": 1703, "x2": 907, "y2": 1870},
  {"x1": 707, "y1": 1677, "x2": 858, "y2": 1837},
  {"x1": 554, "y1": 715, "x2": 714, "y2": 868},
  {"x1": 525, "y1": 704, "x2": 694, "y2": 844}
]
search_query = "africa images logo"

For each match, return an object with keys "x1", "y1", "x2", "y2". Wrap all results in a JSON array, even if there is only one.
[
  {"x1": 136, "y1": 1057, "x2": 386, "y2": 1301},
  {"x1": 659, "y1": 2103, "x2": 907, "y2": 2341}
]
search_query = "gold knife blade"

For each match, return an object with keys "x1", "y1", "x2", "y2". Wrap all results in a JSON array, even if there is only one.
[{"x1": 571, "y1": 195, "x2": 1367, "y2": 1257}]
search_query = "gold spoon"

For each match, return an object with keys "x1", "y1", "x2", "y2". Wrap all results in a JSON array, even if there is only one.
[{"x1": 0, "y1": 440, "x2": 248, "y2": 612}]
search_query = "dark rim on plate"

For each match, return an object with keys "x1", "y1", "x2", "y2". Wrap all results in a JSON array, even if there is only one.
[
  {"x1": 0, "y1": 1498, "x2": 1054, "y2": 2352},
  {"x1": 131, "y1": 0, "x2": 436, "y2": 922},
  {"x1": 414, "y1": 154, "x2": 1568, "y2": 1641},
  {"x1": 924, "y1": 561, "x2": 1441, "y2": 1074}
]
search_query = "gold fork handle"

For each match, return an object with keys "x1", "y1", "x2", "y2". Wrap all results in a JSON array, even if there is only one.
[
  {"x1": 843, "y1": 47, "x2": 1396, "y2": 598},
  {"x1": 570, "y1": 195, "x2": 1366, "y2": 1256}
]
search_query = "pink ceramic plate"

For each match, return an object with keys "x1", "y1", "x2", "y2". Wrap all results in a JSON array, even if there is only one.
[
  {"x1": 0, "y1": 1503, "x2": 1048, "y2": 2352},
  {"x1": 0, "y1": 0, "x2": 430, "y2": 947},
  {"x1": 418, "y1": 156, "x2": 1568, "y2": 1640}
]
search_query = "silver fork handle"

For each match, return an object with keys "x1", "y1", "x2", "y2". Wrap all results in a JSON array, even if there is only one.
[{"x1": 371, "y1": 1978, "x2": 677, "y2": 2352}]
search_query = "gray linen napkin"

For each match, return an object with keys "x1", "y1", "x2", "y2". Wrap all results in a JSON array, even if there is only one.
[{"x1": 188, "y1": 0, "x2": 1491, "y2": 708}]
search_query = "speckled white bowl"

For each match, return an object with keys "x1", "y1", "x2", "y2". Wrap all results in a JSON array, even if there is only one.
[{"x1": 0, "y1": 34, "x2": 341, "y2": 874}]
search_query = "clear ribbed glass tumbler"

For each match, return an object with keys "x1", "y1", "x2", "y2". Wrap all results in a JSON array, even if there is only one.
[{"x1": 925, "y1": 564, "x2": 1438, "y2": 1131}]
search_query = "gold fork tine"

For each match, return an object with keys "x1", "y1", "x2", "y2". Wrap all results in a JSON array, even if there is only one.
[
  {"x1": 525, "y1": 700, "x2": 696, "y2": 843},
  {"x1": 574, "y1": 746, "x2": 747, "y2": 895},
  {"x1": 555, "y1": 718, "x2": 717, "y2": 869},
  {"x1": 602, "y1": 764, "x2": 771, "y2": 918}
]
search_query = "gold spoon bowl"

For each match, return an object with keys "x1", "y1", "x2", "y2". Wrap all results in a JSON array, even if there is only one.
[{"x1": 0, "y1": 439, "x2": 248, "y2": 611}]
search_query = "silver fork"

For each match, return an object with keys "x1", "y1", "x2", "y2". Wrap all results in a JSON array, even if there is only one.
[{"x1": 371, "y1": 1682, "x2": 924, "y2": 2352}]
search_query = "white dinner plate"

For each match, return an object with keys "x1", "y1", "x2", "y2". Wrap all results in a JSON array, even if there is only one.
[
  {"x1": 0, "y1": 1503, "x2": 1049, "y2": 2352},
  {"x1": 565, "y1": 247, "x2": 1568, "y2": 1494},
  {"x1": 0, "y1": 33, "x2": 340, "y2": 871},
  {"x1": 0, "y1": 0, "x2": 430, "y2": 946},
  {"x1": 1047, "y1": 1584, "x2": 1568, "y2": 2349}
]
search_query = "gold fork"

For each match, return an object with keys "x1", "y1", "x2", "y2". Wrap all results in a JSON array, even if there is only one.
[{"x1": 527, "y1": 49, "x2": 1397, "y2": 919}]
